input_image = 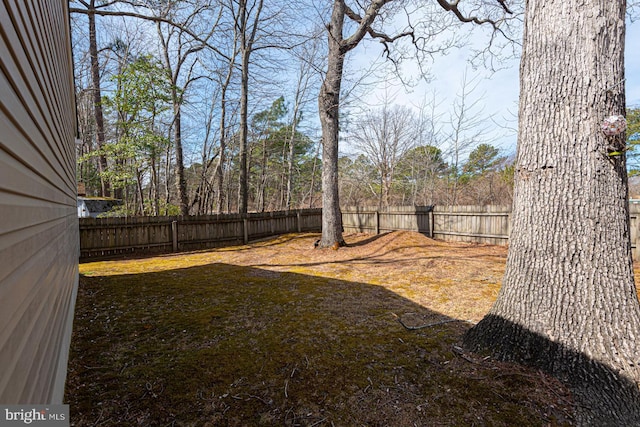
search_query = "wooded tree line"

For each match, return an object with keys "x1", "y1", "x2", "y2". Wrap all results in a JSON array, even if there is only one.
[
  {"x1": 627, "y1": 105, "x2": 640, "y2": 183},
  {"x1": 71, "y1": 0, "x2": 516, "y2": 217},
  {"x1": 339, "y1": 93, "x2": 516, "y2": 208},
  {"x1": 72, "y1": 0, "x2": 321, "y2": 215}
]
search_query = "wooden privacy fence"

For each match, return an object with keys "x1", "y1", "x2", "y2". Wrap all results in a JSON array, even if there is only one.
[
  {"x1": 79, "y1": 209, "x2": 322, "y2": 259},
  {"x1": 431, "y1": 205, "x2": 511, "y2": 246},
  {"x1": 341, "y1": 205, "x2": 433, "y2": 235},
  {"x1": 79, "y1": 206, "x2": 433, "y2": 259},
  {"x1": 341, "y1": 205, "x2": 511, "y2": 246},
  {"x1": 430, "y1": 204, "x2": 640, "y2": 259},
  {"x1": 79, "y1": 204, "x2": 640, "y2": 260}
]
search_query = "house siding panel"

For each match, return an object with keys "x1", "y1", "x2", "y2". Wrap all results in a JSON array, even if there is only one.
[{"x1": 0, "y1": 0, "x2": 78, "y2": 404}]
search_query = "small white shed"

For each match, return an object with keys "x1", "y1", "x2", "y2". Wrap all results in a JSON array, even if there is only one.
[{"x1": 77, "y1": 197, "x2": 122, "y2": 218}]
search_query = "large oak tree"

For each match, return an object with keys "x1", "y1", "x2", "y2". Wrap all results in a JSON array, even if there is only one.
[
  {"x1": 316, "y1": 0, "x2": 514, "y2": 247},
  {"x1": 463, "y1": 1, "x2": 640, "y2": 424}
]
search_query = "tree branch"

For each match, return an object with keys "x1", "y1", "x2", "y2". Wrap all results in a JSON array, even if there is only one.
[
  {"x1": 344, "y1": 3, "x2": 414, "y2": 50},
  {"x1": 496, "y1": 0, "x2": 513, "y2": 15},
  {"x1": 75, "y1": 0, "x2": 123, "y2": 9},
  {"x1": 69, "y1": 6, "x2": 231, "y2": 61},
  {"x1": 341, "y1": 0, "x2": 394, "y2": 52},
  {"x1": 435, "y1": 0, "x2": 508, "y2": 27}
]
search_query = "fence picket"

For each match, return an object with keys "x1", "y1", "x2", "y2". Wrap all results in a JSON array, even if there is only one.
[
  {"x1": 79, "y1": 209, "x2": 322, "y2": 259},
  {"x1": 79, "y1": 205, "x2": 640, "y2": 260}
]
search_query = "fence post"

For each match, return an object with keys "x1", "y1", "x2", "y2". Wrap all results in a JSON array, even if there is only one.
[
  {"x1": 270, "y1": 211, "x2": 275, "y2": 235},
  {"x1": 297, "y1": 210, "x2": 302, "y2": 233},
  {"x1": 429, "y1": 208, "x2": 435, "y2": 238},
  {"x1": 171, "y1": 220, "x2": 178, "y2": 252},
  {"x1": 636, "y1": 213, "x2": 640, "y2": 261},
  {"x1": 375, "y1": 210, "x2": 380, "y2": 235},
  {"x1": 243, "y1": 218, "x2": 249, "y2": 244}
]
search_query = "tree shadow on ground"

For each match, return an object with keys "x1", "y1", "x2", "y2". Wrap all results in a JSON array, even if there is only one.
[
  {"x1": 67, "y1": 263, "x2": 575, "y2": 426},
  {"x1": 464, "y1": 315, "x2": 640, "y2": 425},
  {"x1": 344, "y1": 232, "x2": 394, "y2": 247},
  {"x1": 250, "y1": 235, "x2": 506, "y2": 271}
]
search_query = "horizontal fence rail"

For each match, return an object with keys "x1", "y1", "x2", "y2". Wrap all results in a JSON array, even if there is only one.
[
  {"x1": 79, "y1": 209, "x2": 322, "y2": 259},
  {"x1": 432, "y1": 205, "x2": 511, "y2": 246},
  {"x1": 341, "y1": 205, "x2": 433, "y2": 235},
  {"x1": 79, "y1": 205, "x2": 640, "y2": 261}
]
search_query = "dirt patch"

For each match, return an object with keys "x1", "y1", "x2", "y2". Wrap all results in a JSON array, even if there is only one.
[{"x1": 68, "y1": 231, "x2": 575, "y2": 426}]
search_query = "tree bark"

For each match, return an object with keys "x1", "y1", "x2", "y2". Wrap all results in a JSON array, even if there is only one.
[
  {"x1": 307, "y1": 141, "x2": 320, "y2": 209},
  {"x1": 317, "y1": 1, "x2": 348, "y2": 248},
  {"x1": 285, "y1": 100, "x2": 300, "y2": 210},
  {"x1": 213, "y1": 101, "x2": 227, "y2": 214},
  {"x1": 156, "y1": 19, "x2": 189, "y2": 216},
  {"x1": 257, "y1": 134, "x2": 268, "y2": 212},
  {"x1": 214, "y1": 61, "x2": 235, "y2": 214},
  {"x1": 173, "y1": 103, "x2": 189, "y2": 215},
  {"x1": 151, "y1": 155, "x2": 160, "y2": 215},
  {"x1": 236, "y1": 0, "x2": 263, "y2": 214},
  {"x1": 87, "y1": 1, "x2": 110, "y2": 197},
  {"x1": 238, "y1": 44, "x2": 250, "y2": 213},
  {"x1": 317, "y1": 0, "x2": 405, "y2": 246},
  {"x1": 463, "y1": 1, "x2": 640, "y2": 424}
]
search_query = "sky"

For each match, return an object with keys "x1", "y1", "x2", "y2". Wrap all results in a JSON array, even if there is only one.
[
  {"x1": 627, "y1": 20, "x2": 640, "y2": 107},
  {"x1": 347, "y1": 15, "x2": 640, "y2": 159}
]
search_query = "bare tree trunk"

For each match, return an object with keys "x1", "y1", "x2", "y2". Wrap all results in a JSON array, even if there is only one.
[
  {"x1": 236, "y1": 0, "x2": 263, "y2": 214},
  {"x1": 279, "y1": 134, "x2": 288, "y2": 210},
  {"x1": 256, "y1": 136, "x2": 268, "y2": 212},
  {"x1": 317, "y1": 1, "x2": 348, "y2": 247},
  {"x1": 238, "y1": 44, "x2": 250, "y2": 213},
  {"x1": 285, "y1": 114, "x2": 297, "y2": 210},
  {"x1": 87, "y1": 1, "x2": 110, "y2": 197},
  {"x1": 464, "y1": 1, "x2": 640, "y2": 424},
  {"x1": 214, "y1": 60, "x2": 235, "y2": 214},
  {"x1": 378, "y1": 175, "x2": 384, "y2": 209},
  {"x1": 307, "y1": 140, "x2": 320, "y2": 209},
  {"x1": 135, "y1": 168, "x2": 145, "y2": 215},
  {"x1": 173, "y1": 106, "x2": 189, "y2": 215},
  {"x1": 213, "y1": 118, "x2": 227, "y2": 214},
  {"x1": 164, "y1": 143, "x2": 172, "y2": 215},
  {"x1": 151, "y1": 156, "x2": 160, "y2": 215}
]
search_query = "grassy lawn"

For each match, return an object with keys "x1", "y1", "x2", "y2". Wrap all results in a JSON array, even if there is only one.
[{"x1": 66, "y1": 231, "x2": 578, "y2": 426}]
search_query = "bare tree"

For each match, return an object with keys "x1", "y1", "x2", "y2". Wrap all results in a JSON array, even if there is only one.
[
  {"x1": 338, "y1": 154, "x2": 378, "y2": 207},
  {"x1": 283, "y1": 42, "x2": 322, "y2": 210},
  {"x1": 316, "y1": 0, "x2": 515, "y2": 248},
  {"x1": 444, "y1": 70, "x2": 490, "y2": 205},
  {"x1": 212, "y1": 29, "x2": 240, "y2": 214},
  {"x1": 153, "y1": 0, "x2": 220, "y2": 215},
  {"x1": 349, "y1": 104, "x2": 418, "y2": 208},
  {"x1": 412, "y1": 94, "x2": 447, "y2": 205},
  {"x1": 232, "y1": 0, "x2": 264, "y2": 213},
  {"x1": 189, "y1": 82, "x2": 221, "y2": 215},
  {"x1": 464, "y1": 1, "x2": 640, "y2": 423},
  {"x1": 70, "y1": 0, "x2": 229, "y2": 213},
  {"x1": 221, "y1": 0, "x2": 298, "y2": 213},
  {"x1": 71, "y1": 0, "x2": 114, "y2": 197}
]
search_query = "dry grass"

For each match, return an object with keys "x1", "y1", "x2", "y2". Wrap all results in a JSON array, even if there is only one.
[{"x1": 67, "y1": 231, "x2": 576, "y2": 426}]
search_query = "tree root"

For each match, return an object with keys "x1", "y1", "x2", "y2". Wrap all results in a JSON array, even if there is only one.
[{"x1": 393, "y1": 313, "x2": 463, "y2": 331}]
